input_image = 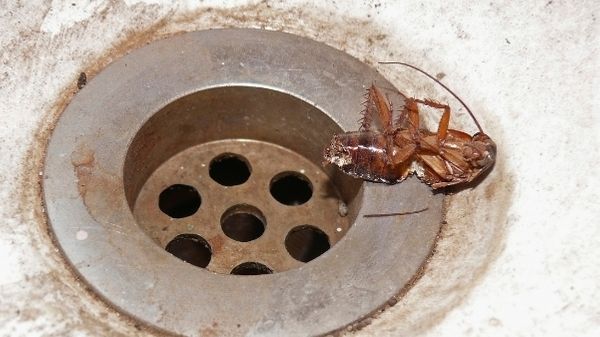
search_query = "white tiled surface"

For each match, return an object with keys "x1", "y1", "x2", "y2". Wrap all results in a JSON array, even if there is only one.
[{"x1": 0, "y1": 1, "x2": 598, "y2": 336}]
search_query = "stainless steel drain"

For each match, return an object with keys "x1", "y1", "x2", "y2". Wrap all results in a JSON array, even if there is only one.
[
  {"x1": 132, "y1": 137, "x2": 353, "y2": 273},
  {"x1": 44, "y1": 29, "x2": 443, "y2": 336}
]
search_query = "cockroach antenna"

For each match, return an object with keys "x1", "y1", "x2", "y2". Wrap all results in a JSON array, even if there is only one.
[{"x1": 378, "y1": 61, "x2": 485, "y2": 134}]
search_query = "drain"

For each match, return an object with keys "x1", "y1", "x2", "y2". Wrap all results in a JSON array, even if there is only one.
[
  {"x1": 285, "y1": 225, "x2": 331, "y2": 263},
  {"x1": 221, "y1": 204, "x2": 266, "y2": 243},
  {"x1": 165, "y1": 234, "x2": 212, "y2": 268},
  {"x1": 231, "y1": 262, "x2": 273, "y2": 276},
  {"x1": 209, "y1": 153, "x2": 251, "y2": 186},
  {"x1": 270, "y1": 172, "x2": 313, "y2": 206},
  {"x1": 131, "y1": 135, "x2": 353, "y2": 273},
  {"x1": 158, "y1": 184, "x2": 201, "y2": 218},
  {"x1": 43, "y1": 29, "x2": 443, "y2": 336}
]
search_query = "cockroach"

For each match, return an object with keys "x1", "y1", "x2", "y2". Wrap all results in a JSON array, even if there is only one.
[{"x1": 323, "y1": 62, "x2": 496, "y2": 190}]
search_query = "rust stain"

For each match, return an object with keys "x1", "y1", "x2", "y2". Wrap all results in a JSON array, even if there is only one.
[
  {"x1": 209, "y1": 235, "x2": 225, "y2": 255},
  {"x1": 68, "y1": 142, "x2": 125, "y2": 238},
  {"x1": 71, "y1": 145, "x2": 95, "y2": 199}
]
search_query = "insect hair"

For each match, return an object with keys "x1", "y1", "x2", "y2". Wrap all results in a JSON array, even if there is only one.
[{"x1": 378, "y1": 61, "x2": 485, "y2": 133}]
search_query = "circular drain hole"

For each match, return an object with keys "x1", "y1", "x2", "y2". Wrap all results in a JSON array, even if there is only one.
[
  {"x1": 221, "y1": 204, "x2": 266, "y2": 242},
  {"x1": 285, "y1": 225, "x2": 330, "y2": 262},
  {"x1": 270, "y1": 172, "x2": 313, "y2": 205},
  {"x1": 231, "y1": 262, "x2": 273, "y2": 275},
  {"x1": 158, "y1": 184, "x2": 201, "y2": 218},
  {"x1": 209, "y1": 153, "x2": 251, "y2": 186},
  {"x1": 165, "y1": 234, "x2": 212, "y2": 268},
  {"x1": 130, "y1": 89, "x2": 359, "y2": 274}
]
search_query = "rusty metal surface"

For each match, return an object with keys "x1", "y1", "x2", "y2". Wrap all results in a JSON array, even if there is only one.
[{"x1": 43, "y1": 29, "x2": 443, "y2": 337}]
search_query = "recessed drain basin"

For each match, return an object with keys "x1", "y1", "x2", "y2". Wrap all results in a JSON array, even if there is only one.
[
  {"x1": 44, "y1": 29, "x2": 443, "y2": 336},
  {"x1": 126, "y1": 88, "x2": 358, "y2": 273}
]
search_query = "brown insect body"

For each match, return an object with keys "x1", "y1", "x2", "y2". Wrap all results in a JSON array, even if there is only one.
[
  {"x1": 324, "y1": 70, "x2": 496, "y2": 189},
  {"x1": 325, "y1": 131, "x2": 397, "y2": 183}
]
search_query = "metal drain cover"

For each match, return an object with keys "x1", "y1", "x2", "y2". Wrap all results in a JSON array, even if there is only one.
[{"x1": 44, "y1": 29, "x2": 443, "y2": 336}]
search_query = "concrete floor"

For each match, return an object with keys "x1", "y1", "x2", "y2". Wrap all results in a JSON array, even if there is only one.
[{"x1": 0, "y1": 1, "x2": 598, "y2": 336}]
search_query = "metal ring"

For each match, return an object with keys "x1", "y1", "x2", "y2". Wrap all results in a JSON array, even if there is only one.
[{"x1": 44, "y1": 29, "x2": 443, "y2": 336}]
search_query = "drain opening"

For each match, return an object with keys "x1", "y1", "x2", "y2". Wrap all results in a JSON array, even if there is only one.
[
  {"x1": 127, "y1": 87, "x2": 361, "y2": 274},
  {"x1": 221, "y1": 204, "x2": 266, "y2": 242},
  {"x1": 209, "y1": 153, "x2": 251, "y2": 186},
  {"x1": 158, "y1": 184, "x2": 201, "y2": 218},
  {"x1": 165, "y1": 234, "x2": 212, "y2": 268},
  {"x1": 231, "y1": 262, "x2": 273, "y2": 275},
  {"x1": 270, "y1": 172, "x2": 313, "y2": 205},
  {"x1": 285, "y1": 225, "x2": 330, "y2": 262}
]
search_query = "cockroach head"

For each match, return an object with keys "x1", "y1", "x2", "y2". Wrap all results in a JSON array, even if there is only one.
[
  {"x1": 323, "y1": 134, "x2": 352, "y2": 168},
  {"x1": 471, "y1": 132, "x2": 496, "y2": 169}
]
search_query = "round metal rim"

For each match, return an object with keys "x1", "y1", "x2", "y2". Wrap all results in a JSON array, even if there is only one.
[{"x1": 43, "y1": 29, "x2": 442, "y2": 336}]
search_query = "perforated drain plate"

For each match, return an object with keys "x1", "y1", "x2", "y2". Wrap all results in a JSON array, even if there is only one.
[{"x1": 44, "y1": 29, "x2": 443, "y2": 336}]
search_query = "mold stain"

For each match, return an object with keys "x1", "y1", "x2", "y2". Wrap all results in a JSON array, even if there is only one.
[{"x1": 8, "y1": 1, "x2": 514, "y2": 336}]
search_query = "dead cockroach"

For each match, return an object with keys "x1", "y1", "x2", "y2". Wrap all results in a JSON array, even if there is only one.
[{"x1": 323, "y1": 62, "x2": 496, "y2": 190}]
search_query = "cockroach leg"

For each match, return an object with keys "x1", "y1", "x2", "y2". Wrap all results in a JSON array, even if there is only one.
[
  {"x1": 414, "y1": 98, "x2": 451, "y2": 145},
  {"x1": 370, "y1": 85, "x2": 394, "y2": 132},
  {"x1": 403, "y1": 98, "x2": 420, "y2": 139},
  {"x1": 360, "y1": 85, "x2": 394, "y2": 132},
  {"x1": 379, "y1": 61, "x2": 486, "y2": 134}
]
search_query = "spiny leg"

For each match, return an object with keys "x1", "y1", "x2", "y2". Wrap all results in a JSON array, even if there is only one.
[
  {"x1": 371, "y1": 85, "x2": 394, "y2": 132},
  {"x1": 359, "y1": 85, "x2": 394, "y2": 132},
  {"x1": 358, "y1": 91, "x2": 373, "y2": 131}
]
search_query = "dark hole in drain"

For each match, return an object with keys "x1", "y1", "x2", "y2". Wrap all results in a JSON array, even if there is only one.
[
  {"x1": 231, "y1": 262, "x2": 273, "y2": 275},
  {"x1": 158, "y1": 184, "x2": 201, "y2": 218},
  {"x1": 209, "y1": 153, "x2": 251, "y2": 186},
  {"x1": 221, "y1": 204, "x2": 266, "y2": 242},
  {"x1": 270, "y1": 172, "x2": 313, "y2": 205},
  {"x1": 165, "y1": 234, "x2": 211, "y2": 268},
  {"x1": 285, "y1": 225, "x2": 330, "y2": 262}
]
